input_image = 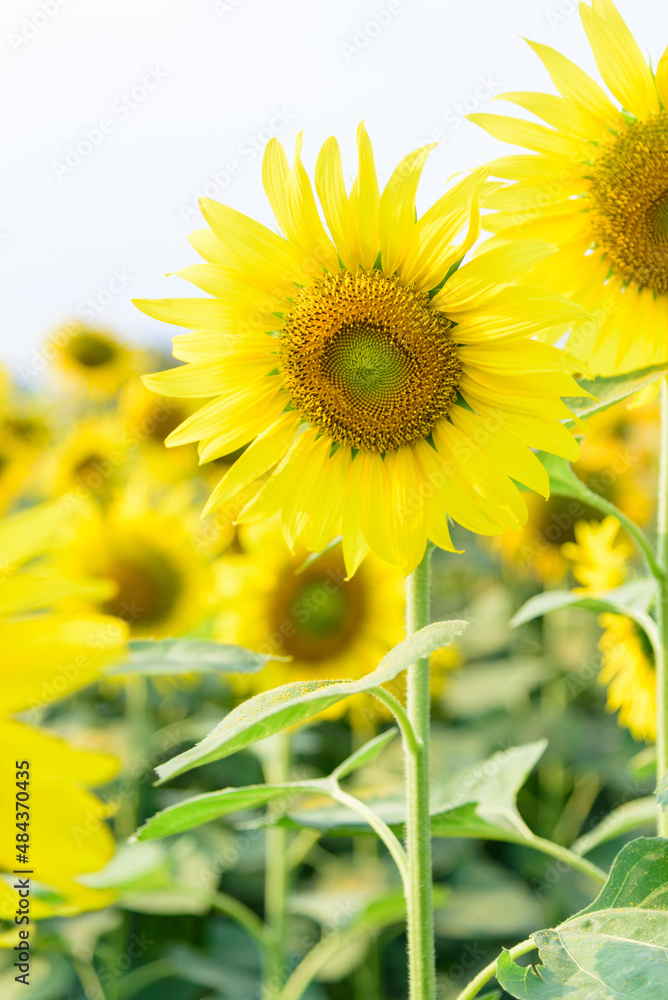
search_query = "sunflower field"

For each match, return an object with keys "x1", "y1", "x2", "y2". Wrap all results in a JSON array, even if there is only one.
[{"x1": 4, "y1": 1, "x2": 668, "y2": 998}]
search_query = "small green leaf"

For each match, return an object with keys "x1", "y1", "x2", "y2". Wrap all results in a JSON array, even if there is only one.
[
  {"x1": 332, "y1": 728, "x2": 398, "y2": 781},
  {"x1": 511, "y1": 578, "x2": 657, "y2": 628},
  {"x1": 109, "y1": 638, "x2": 282, "y2": 676},
  {"x1": 154, "y1": 620, "x2": 467, "y2": 783},
  {"x1": 572, "y1": 798, "x2": 658, "y2": 856},
  {"x1": 564, "y1": 363, "x2": 668, "y2": 426},
  {"x1": 657, "y1": 773, "x2": 668, "y2": 810},
  {"x1": 498, "y1": 838, "x2": 668, "y2": 999},
  {"x1": 132, "y1": 782, "x2": 323, "y2": 841}
]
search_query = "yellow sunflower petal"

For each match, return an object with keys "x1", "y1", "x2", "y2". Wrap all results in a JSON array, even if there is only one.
[
  {"x1": 378, "y1": 144, "x2": 436, "y2": 276},
  {"x1": 580, "y1": 1, "x2": 659, "y2": 119},
  {"x1": 350, "y1": 121, "x2": 381, "y2": 270},
  {"x1": 524, "y1": 37, "x2": 624, "y2": 128}
]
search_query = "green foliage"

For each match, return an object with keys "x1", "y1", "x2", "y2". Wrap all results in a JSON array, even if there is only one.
[
  {"x1": 564, "y1": 363, "x2": 668, "y2": 425},
  {"x1": 498, "y1": 838, "x2": 668, "y2": 999},
  {"x1": 572, "y1": 798, "x2": 658, "y2": 856},
  {"x1": 511, "y1": 579, "x2": 657, "y2": 628},
  {"x1": 280, "y1": 741, "x2": 547, "y2": 844},
  {"x1": 153, "y1": 620, "x2": 466, "y2": 783},
  {"x1": 110, "y1": 638, "x2": 283, "y2": 676}
]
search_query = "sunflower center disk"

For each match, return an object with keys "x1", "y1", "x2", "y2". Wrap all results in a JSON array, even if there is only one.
[
  {"x1": 590, "y1": 112, "x2": 668, "y2": 293},
  {"x1": 279, "y1": 270, "x2": 461, "y2": 452},
  {"x1": 102, "y1": 546, "x2": 183, "y2": 627},
  {"x1": 69, "y1": 332, "x2": 117, "y2": 367},
  {"x1": 271, "y1": 556, "x2": 365, "y2": 663}
]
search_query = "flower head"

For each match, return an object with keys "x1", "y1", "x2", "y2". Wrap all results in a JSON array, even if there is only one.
[
  {"x1": 470, "y1": 0, "x2": 668, "y2": 373},
  {"x1": 598, "y1": 613, "x2": 655, "y2": 742},
  {"x1": 51, "y1": 323, "x2": 143, "y2": 397},
  {"x1": 561, "y1": 514, "x2": 633, "y2": 592},
  {"x1": 138, "y1": 125, "x2": 586, "y2": 575}
]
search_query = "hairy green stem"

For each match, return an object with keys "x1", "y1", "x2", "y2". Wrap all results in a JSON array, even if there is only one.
[
  {"x1": 404, "y1": 544, "x2": 436, "y2": 1000},
  {"x1": 370, "y1": 686, "x2": 420, "y2": 755},
  {"x1": 263, "y1": 732, "x2": 292, "y2": 997},
  {"x1": 454, "y1": 938, "x2": 536, "y2": 1000},
  {"x1": 657, "y1": 379, "x2": 668, "y2": 836}
]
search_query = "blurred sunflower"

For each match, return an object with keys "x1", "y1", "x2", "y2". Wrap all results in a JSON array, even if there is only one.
[
  {"x1": 51, "y1": 323, "x2": 143, "y2": 396},
  {"x1": 493, "y1": 492, "x2": 602, "y2": 585},
  {"x1": 48, "y1": 414, "x2": 131, "y2": 505},
  {"x1": 137, "y1": 124, "x2": 587, "y2": 576},
  {"x1": 494, "y1": 398, "x2": 656, "y2": 584},
  {"x1": 0, "y1": 502, "x2": 128, "y2": 925},
  {"x1": 561, "y1": 514, "x2": 633, "y2": 592},
  {"x1": 563, "y1": 512, "x2": 654, "y2": 741},
  {"x1": 575, "y1": 398, "x2": 659, "y2": 527},
  {"x1": 470, "y1": 0, "x2": 668, "y2": 373},
  {"x1": 54, "y1": 483, "x2": 216, "y2": 639},
  {"x1": 118, "y1": 379, "x2": 201, "y2": 484},
  {"x1": 598, "y1": 614, "x2": 655, "y2": 742},
  {"x1": 216, "y1": 521, "x2": 457, "y2": 725},
  {"x1": 0, "y1": 399, "x2": 51, "y2": 512}
]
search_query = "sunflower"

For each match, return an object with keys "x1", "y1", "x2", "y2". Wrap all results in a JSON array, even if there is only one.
[
  {"x1": 118, "y1": 378, "x2": 201, "y2": 484},
  {"x1": 50, "y1": 322, "x2": 143, "y2": 396},
  {"x1": 494, "y1": 396, "x2": 656, "y2": 584},
  {"x1": 492, "y1": 491, "x2": 605, "y2": 585},
  {"x1": 470, "y1": 0, "x2": 668, "y2": 373},
  {"x1": 575, "y1": 398, "x2": 659, "y2": 527},
  {"x1": 0, "y1": 399, "x2": 51, "y2": 512},
  {"x1": 53, "y1": 482, "x2": 216, "y2": 639},
  {"x1": 561, "y1": 510, "x2": 653, "y2": 740},
  {"x1": 0, "y1": 502, "x2": 128, "y2": 924},
  {"x1": 598, "y1": 613, "x2": 655, "y2": 742},
  {"x1": 48, "y1": 414, "x2": 132, "y2": 505},
  {"x1": 216, "y1": 520, "x2": 452, "y2": 725},
  {"x1": 137, "y1": 124, "x2": 587, "y2": 576},
  {"x1": 561, "y1": 514, "x2": 633, "y2": 592}
]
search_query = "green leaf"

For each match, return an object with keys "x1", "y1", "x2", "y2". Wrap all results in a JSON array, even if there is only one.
[
  {"x1": 332, "y1": 728, "x2": 398, "y2": 781},
  {"x1": 154, "y1": 620, "x2": 466, "y2": 783},
  {"x1": 511, "y1": 578, "x2": 657, "y2": 628},
  {"x1": 282, "y1": 741, "x2": 547, "y2": 845},
  {"x1": 109, "y1": 638, "x2": 282, "y2": 676},
  {"x1": 498, "y1": 837, "x2": 668, "y2": 999},
  {"x1": 657, "y1": 773, "x2": 668, "y2": 810},
  {"x1": 537, "y1": 451, "x2": 594, "y2": 500},
  {"x1": 564, "y1": 363, "x2": 668, "y2": 426},
  {"x1": 572, "y1": 798, "x2": 658, "y2": 856},
  {"x1": 429, "y1": 740, "x2": 547, "y2": 842},
  {"x1": 132, "y1": 782, "x2": 323, "y2": 841}
]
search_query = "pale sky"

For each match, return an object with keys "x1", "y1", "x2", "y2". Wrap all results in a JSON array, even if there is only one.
[{"x1": 2, "y1": 0, "x2": 667, "y2": 377}]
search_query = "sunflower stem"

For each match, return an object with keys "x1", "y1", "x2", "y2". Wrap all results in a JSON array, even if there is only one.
[
  {"x1": 656, "y1": 379, "x2": 668, "y2": 837},
  {"x1": 404, "y1": 543, "x2": 437, "y2": 1000},
  {"x1": 262, "y1": 731, "x2": 292, "y2": 997}
]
